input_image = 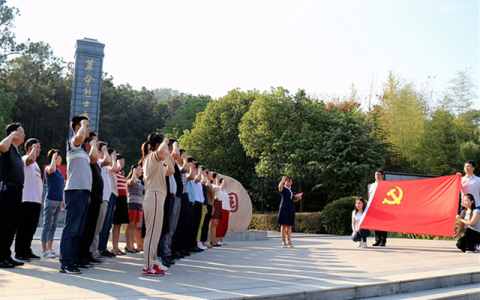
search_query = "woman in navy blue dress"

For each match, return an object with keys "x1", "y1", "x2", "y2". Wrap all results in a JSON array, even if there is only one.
[{"x1": 278, "y1": 176, "x2": 298, "y2": 248}]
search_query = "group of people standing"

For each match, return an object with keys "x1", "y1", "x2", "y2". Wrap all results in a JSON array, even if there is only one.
[
  {"x1": 277, "y1": 164, "x2": 480, "y2": 253},
  {"x1": 348, "y1": 164, "x2": 480, "y2": 251},
  {"x1": 0, "y1": 117, "x2": 233, "y2": 277}
]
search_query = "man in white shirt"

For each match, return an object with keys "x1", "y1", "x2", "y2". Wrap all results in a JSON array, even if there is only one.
[
  {"x1": 15, "y1": 138, "x2": 42, "y2": 261},
  {"x1": 368, "y1": 170, "x2": 388, "y2": 247},
  {"x1": 461, "y1": 160, "x2": 480, "y2": 208}
]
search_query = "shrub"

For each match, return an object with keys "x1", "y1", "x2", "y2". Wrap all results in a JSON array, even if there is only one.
[
  {"x1": 249, "y1": 213, "x2": 280, "y2": 232},
  {"x1": 294, "y1": 212, "x2": 324, "y2": 233},
  {"x1": 322, "y1": 196, "x2": 357, "y2": 235},
  {"x1": 249, "y1": 212, "x2": 324, "y2": 233}
]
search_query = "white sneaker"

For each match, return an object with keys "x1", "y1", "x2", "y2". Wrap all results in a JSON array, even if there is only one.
[
  {"x1": 221, "y1": 241, "x2": 229, "y2": 245},
  {"x1": 42, "y1": 250, "x2": 55, "y2": 258},
  {"x1": 153, "y1": 260, "x2": 168, "y2": 271},
  {"x1": 361, "y1": 242, "x2": 367, "y2": 248},
  {"x1": 197, "y1": 242, "x2": 207, "y2": 250},
  {"x1": 217, "y1": 241, "x2": 224, "y2": 245},
  {"x1": 357, "y1": 242, "x2": 362, "y2": 248},
  {"x1": 50, "y1": 249, "x2": 57, "y2": 255},
  {"x1": 466, "y1": 250, "x2": 475, "y2": 253}
]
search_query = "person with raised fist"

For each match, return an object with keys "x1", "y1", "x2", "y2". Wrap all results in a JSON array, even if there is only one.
[{"x1": 0, "y1": 123, "x2": 26, "y2": 268}]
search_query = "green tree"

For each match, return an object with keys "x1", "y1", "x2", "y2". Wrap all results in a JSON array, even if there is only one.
[
  {"x1": 377, "y1": 72, "x2": 428, "y2": 172},
  {"x1": 439, "y1": 68, "x2": 477, "y2": 116},
  {"x1": 240, "y1": 88, "x2": 385, "y2": 210},
  {"x1": 4, "y1": 42, "x2": 71, "y2": 163},
  {"x1": 0, "y1": 89, "x2": 14, "y2": 139},
  {"x1": 0, "y1": 0, "x2": 27, "y2": 67},
  {"x1": 99, "y1": 81, "x2": 161, "y2": 167},
  {"x1": 162, "y1": 94, "x2": 212, "y2": 138},
  {"x1": 152, "y1": 87, "x2": 180, "y2": 101},
  {"x1": 180, "y1": 89, "x2": 257, "y2": 190}
]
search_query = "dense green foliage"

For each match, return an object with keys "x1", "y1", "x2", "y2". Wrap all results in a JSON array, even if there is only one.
[
  {"x1": 322, "y1": 196, "x2": 357, "y2": 235},
  {"x1": 0, "y1": 1, "x2": 478, "y2": 213},
  {"x1": 180, "y1": 89, "x2": 258, "y2": 187}
]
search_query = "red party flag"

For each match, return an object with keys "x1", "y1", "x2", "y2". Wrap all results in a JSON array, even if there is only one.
[{"x1": 359, "y1": 174, "x2": 461, "y2": 237}]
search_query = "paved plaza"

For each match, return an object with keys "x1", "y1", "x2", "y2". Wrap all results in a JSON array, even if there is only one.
[{"x1": 0, "y1": 232, "x2": 478, "y2": 299}]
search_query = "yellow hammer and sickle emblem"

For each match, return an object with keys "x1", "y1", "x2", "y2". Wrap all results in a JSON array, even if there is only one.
[{"x1": 382, "y1": 186, "x2": 403, "y2": 205}]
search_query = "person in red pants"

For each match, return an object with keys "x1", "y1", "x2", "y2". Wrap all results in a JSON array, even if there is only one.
[{"x1": 215, "y1": 177, "x2": 231, "y2": 245}]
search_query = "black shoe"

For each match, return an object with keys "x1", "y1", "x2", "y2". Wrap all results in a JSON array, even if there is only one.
[
  {"x1": 189, "y1": 247, "x2": 201, "y2": 253},
  {"x1": 60, "y1": 265, "x2": 82, "y2": 274},
  {"x1": 87, "y1": 256, "x2": 103, "y2": 265},
  {"x1": 161, "y1": 259, "x2": 171, "y2": 268},
  {"x1": 372, "y1": 242, "x2": 381, "y2": 247},
  {"x1": 172, "y1": 252, "x2": 184, "y2": 259},
  {"x1": 100, "y1": 250, "x2": 116, "y2": 258},
  {"x1": 0, "y1": 260, "x2": 15, "y2": 268},
  {"x1": 163, "y1": 257, "x2": 175, "y2": 265},
  {"x1": 196, "y1": 246, "x2": 204, "y2": 252},
  {"x1": 210, "y1": 243, "x2": 221, "y2": 247},
  {"x1": 6, "y1": 257, "x2": 24, "y2": 266},
  {"x1": 175, "y1": 251, "x2": 185, "y2": 258},
  {"x1": 165, "y1": 255, "x2": 175, "y2": 261},
  {"x1": 77, "y1": 263, "x2": 93, "y2": 270},
  {"x1": 380, "y1": 244, "x2": 386, "y2": 247},
  {"x1": 28, "y1": 252, "x2": 41, "y2": 260},
  {"x1": 15, "y1": 254, "x2": 31, "y2": 262},
  {"x1": 180, "y1": 250, "x2": 191, "y2": 256}
]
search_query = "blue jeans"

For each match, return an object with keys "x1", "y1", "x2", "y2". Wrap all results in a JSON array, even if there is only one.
[
  {"x1": 60, "y1": 190, "x2": 90, "y2": 267},
  {"x1": 351, "y1": 229, "x2": 370, "y2": 242},
  {"x1": 98, "y1": 193, "x2": 116, "y2": 252},
  {"x1": 41, "y1": 198, "x2": 62, "y2": 243}
]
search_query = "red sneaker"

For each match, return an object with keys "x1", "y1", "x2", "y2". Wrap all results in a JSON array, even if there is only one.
[
  {"x1": 152, "y1": 264, "x2": 166, "y2": 274},
  {"x1": 142, "y1": 266, "x2": 165, "y2": 276}
]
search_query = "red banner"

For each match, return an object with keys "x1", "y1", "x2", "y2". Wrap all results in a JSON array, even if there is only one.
[{"x1": 359, "y1": 174, "x2": 461, "y2": 237}]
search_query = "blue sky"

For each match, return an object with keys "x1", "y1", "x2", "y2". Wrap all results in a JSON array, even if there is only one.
[{"x1": 9, "y1": 0, "x2": 479, "y2": 108}]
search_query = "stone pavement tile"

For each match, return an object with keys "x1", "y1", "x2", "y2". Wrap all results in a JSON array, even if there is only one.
[{"x1": 1, "y1": 235, "x2": 478, "y2": 299}]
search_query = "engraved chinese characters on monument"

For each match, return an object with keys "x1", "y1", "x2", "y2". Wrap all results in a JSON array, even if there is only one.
[
  {"x1": 70, "y1": 38, "x2": 105, "y2": 133},
  {"x1": 223, "y1": 176, "x2": 252, "y2": 232}
]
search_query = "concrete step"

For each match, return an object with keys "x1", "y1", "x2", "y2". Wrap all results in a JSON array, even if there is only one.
[
  {"x1": 361, "y1": 283, "x2": 480, "y2": 300},
  {"x1": 248, "y1": 272, "x2": 479, "y2": 300}
]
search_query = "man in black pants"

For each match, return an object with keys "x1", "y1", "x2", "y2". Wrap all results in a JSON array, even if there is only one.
[
  {"x1": 0, "y1": 123, "x2": 26, "y2": 268},
  {"x1": 188, "y1": 160, "x2": 204, "y2": 252},
  {"x1": 15, "y1": 138, "x2": 43, "y2": 261},
  {"x1": 368, "y1": 170, "x2": 388, "y2": 247},
  {"x1": 171, "y1": 149, "x2": 191, "y2": 258},
  {"x1": 76, "y1": 133, "x2": 102, "y2": 269}
]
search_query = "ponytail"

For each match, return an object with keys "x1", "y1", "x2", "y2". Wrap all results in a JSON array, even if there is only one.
[
  {"x1": 139, "y1": 142, "x2": 150, "y2": 165},
  {"x1": 138, "y1": 132, "x2": 165, "y2": 165}
]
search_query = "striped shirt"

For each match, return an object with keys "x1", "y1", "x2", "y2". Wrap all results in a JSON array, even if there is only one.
[
  {"x1": 127, "y1": 179, "x2": 144, "y2": 204},
  {"x1": 116, "y1": 171, "x2": 127, "y2": 196}
]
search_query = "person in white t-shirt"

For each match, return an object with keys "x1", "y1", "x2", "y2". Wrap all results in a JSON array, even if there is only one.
[
  {"x1": 454, "y1": 193, "x2": 480, "y2": 253},
  {"x1": 351, "y1": 197, "x2": 370, "y2": 249},
  {"x1": 15, "y1": 138, "x2": 42, "y2": 261},
  {"x1": 460, "y1": 160, "x2": 480, "y2": 208},
  {"x1": 368, "y1": 170, "x2": 388, "y2": 247},
  {"x1": 210, "y1": 175, "x2": 227, "y2": 246}
]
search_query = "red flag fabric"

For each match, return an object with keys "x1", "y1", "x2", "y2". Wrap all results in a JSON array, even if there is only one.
[{"x1": 359, "y1": 174, "x2": 461, "y2": 237}]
